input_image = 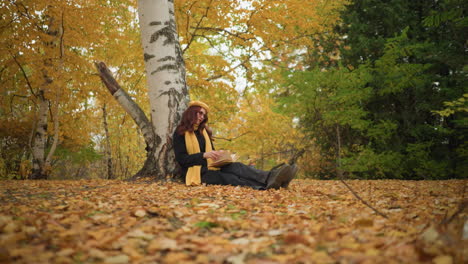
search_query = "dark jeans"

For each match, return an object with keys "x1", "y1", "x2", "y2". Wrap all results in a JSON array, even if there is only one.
[{"x1": 201, "y1": 162, "x2": 269, "y2": 189}]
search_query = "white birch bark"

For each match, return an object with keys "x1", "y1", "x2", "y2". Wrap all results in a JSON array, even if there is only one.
[
  {"x1": 113, "y1": 89, "x2": 155, "y2": 148},
  {"x1": 44, "y1": 98, "x2": 59, "y2": 175},
  {"x1": 44, "y1": 12, "x2": 65, "y2": 175},
  {"x1": 137, "y1": 0, "x2": 188, "y2": 178},
  {"x1": 102, "y1": 104, "x2": 114, "y2": 180},
  {"x1": 31, "y1": 91, "x2": 48, "y2": 179},
  {"x1": 95, "y1": 61, "x2": 155, "y2": 150},
  {"x1": 31, "y1": 12, "x2": 63, "y2": 179}
]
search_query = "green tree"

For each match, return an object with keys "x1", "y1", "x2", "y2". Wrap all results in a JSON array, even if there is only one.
[{"x1": 285, "y1": 0, "x2": 467, "y2": 179}]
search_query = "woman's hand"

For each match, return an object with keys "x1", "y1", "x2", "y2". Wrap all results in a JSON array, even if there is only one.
[{"x1": 203, "y1": 151, "x2": 223, "y2": 161}]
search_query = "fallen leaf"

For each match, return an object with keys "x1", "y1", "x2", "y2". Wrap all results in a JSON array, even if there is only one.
[
  {"x1": 147, "y1": 237, "x2": 178, "y2": 252},
  {"x1": 283, "y1": 233, "x2": 309, "y2": 245},
  {"x1": 354, "y1": 218, "x2": 374, "y2": 228},
  {"x1": 88, "y1": 248, "x2": 108, "y2": 259},
  {"x1": 226, "y1": 252, "x2": 247, "y2": 264},
  {"x1": 127, "y1": 229, "x2": 154, "y2": 240},
  {"x1": 267, "y1": 229, "x2": 283, "y2": 236},
  {"x1": 104, "y1": 254, "x2": 130, "y2": 264},
  {"x1": 133, "y1": 209, "x2": 146, "y2": 218},
  {"x1": 163, "y1": 252, "x2": 189, "y2": 263},
  {"x1": 433, "y1": 255, "x2": 453, "y2": 264},
  {"x1": 421, "y1": 226, "x2": 439, "y2": 243},
  {"x1": 56, "y1": 248, "x2": 74, "y2": 257}
]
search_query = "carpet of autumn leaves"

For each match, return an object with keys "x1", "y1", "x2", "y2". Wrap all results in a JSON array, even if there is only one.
[{"x1": 0, "y1": 179, "x2": 466, "y2": 264}]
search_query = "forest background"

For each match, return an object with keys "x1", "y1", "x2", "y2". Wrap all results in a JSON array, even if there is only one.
[{"x1": 0, "y1": 0, "x2": 466, "y2": 181}]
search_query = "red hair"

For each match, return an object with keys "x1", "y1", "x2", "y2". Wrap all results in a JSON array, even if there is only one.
[{"x1": 176, "y1": 106, "x2": 212, "y2": 138}]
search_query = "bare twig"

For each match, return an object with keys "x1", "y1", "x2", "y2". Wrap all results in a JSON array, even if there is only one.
[
  {"x1": 192, "y1": 26, "x2": 255, "y2": 42},
  {"x1": 10, "y1": 51, "x2": 37, "y2": 98},
  {"x1": 212, "y1": 132, "x2": 251, "y2": 142},
  {"x1": 183, "y1": 0, "x2": 213, "y2": 54},
  {"x1": 205, "y1": 45, "x2": 264, "y2": 81},
  {"x1": 335, "y1": 125, "x2": 389, "y2": 219},
  {"x1": 340, "y1": 179, "x2": 389, "y2": 219},
  {"x1": 441, "y1": 183, "x2": 467, "y2": 225}
]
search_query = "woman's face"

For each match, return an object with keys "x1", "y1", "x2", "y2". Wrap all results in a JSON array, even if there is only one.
[{"x1": 194, "y1": 108, "x2": 207, "y2": 125}]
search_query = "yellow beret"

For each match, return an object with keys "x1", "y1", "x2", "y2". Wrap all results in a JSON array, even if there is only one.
[{"x1": 189, "y1": 101, "x2": 210, "y2": 113}]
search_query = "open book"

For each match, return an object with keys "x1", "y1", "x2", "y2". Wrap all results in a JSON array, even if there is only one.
[{"x1": 210, "y1": 150, "x2": 237, "y2": 167}]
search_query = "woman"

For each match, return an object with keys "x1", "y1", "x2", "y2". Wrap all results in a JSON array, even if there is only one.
[{"x1": 172, "y1": 101, "x2": 298, "y2": 189}]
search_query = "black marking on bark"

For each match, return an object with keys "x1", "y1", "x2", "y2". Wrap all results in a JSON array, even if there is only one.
[
  {"x1": 150, "y1": 64, "x2": 178, "y2": 75},
  {"x1": 164, "y1": 81, "x2": 171, "y2": 85},
  {"x1": 175, "y1": 41, "x2": 188, "y2": 84},
  {"x1": 149, "y1": 21, "x2": 162, "y2": 26},
  {"x1": 159, "y1": 88, "x2": 176, "y2": 98},
  {"x1": 176, "y1": 89, "x2": 186, "y2": 101},
  {"x1": 158, "y1": 56, "x2": 175, "y2": 62},
  {"x1": 155, "y1": 134, "x2": 162, "y2": 149},
  {"x1": 163, "y1": 38, "x2": 174, "y2": 46},
  {"x1": 144, "y1": 53, "x2": 155, "y2": 62},
  {"x1": 150, "y1": 25, "x2": 175, "y2": 44},
  {"x1": 159, "y1": 88, "x2": 186, "y2": 103},
  {"x1": 159, "y1": 143, "x2": 168, "y2": 166}
]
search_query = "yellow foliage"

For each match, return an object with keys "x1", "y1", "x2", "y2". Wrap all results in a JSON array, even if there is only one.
[
  {"x1": 178, "y1": 0, "x2": 346, "y2": 173},
  {"x1": 0, "y1": 0, "x2": 144, "y2": 179},
  {"x1": 1, "y1": 0, "x2": 346, "y2": 178},
  {"x1": 212, "y1": 92, "x2": 302, "y2": 170}
]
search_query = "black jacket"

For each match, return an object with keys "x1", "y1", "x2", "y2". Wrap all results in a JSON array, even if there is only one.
[{"x1": 172, "y1": 130, "x2": 214, "y2": 178}]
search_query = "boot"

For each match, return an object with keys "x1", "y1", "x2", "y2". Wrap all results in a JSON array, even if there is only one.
[
  {"x1": 266, "y1": 164, "x2": 290, "y2": 190},
  {"x1": 281, "y1": 164, "x2": 298, "y2": 189}
]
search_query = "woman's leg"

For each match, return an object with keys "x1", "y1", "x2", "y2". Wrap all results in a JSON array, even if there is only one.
[
  {"x1": 202, "y1": 170, "x2": 266, "y2": 190},
  {"x1": 220, "y1": 162, "x2": 269, "y2": 184}
]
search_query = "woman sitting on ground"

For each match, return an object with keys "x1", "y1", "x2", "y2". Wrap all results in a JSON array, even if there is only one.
[{"x1": 172, "y1": 101, "x2": 298, "y2": 190}]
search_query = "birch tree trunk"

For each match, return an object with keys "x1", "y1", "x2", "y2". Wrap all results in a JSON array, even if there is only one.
[
  {"x1": 136, "y1": 0, "x2": 188, "y2": 179},
  {"x1": 102, "y1": 104, "x2": 114, "y2": 180},
  {"x1": 96, "y1": 0, "x2": 189, "y2": 180},
  {"x1": 30, "y1": 13, "x2": 63, "y2": 179},
  {"x1": 31, "y1": 91, "x2": 49, "y2": 179}
]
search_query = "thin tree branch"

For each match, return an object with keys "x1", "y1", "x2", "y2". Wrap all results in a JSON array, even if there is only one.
[
  {"x1": 184, "y1": 2, "x2": 195, "y2": 48},
  {"x1": 193, "y1": 34, "x2": 229, "y2": 57},
  {"x1": 129, "y1": 72, "x2": 145, "y2": 91},
  {"x1": 9, "y1": 94, "x2": 27, "y2": 115},
  {"x1": 0, "y1": 17, "x2": 17, "y2": 31},
  {"x1": 59, "y1": 10, "x2": 65, "y2": 59},
  {"x1": 440, "y1": 183, "x2": 467, "y2": 225},
  {"x1": 191, "y1": 26, "x2": 256, "y2": 42},
  {"x1": 339, "y1": 179, "x2": 389, "y2": 219},
  {"x1": 12, "y1": 2, "x2": 44, "y2": 32},
  {"x1": 212, "y1": 131, "x2": 251, "y2": 141},
  {"x1": 335, "y1": 125, "x2": 389, "y2": 218},
  {"x1": 10, "y1": 51, "x2": 37, "y2": 98},
  {"x1": 205, "y1": 45, "x2": 264, "y2": 81},
  {"x1": 183, "y1": 0, "x2": 213, "y2": 54}
]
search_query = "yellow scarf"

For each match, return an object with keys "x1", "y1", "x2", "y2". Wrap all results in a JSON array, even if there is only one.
[{"x1": 184, "y1": 128, "x2": 219, "y2": 186}]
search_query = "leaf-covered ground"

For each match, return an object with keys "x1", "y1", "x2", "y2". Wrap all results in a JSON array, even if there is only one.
[{"x1": 0, "y1": 179, "x2": 466, "y2": 264}]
